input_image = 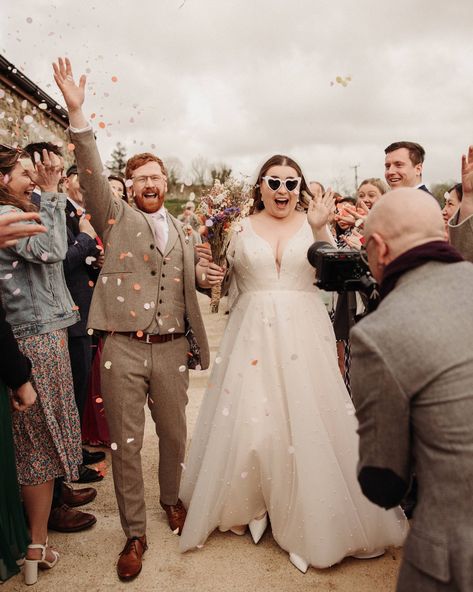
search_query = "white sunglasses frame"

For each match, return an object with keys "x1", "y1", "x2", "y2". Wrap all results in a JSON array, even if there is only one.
[{"x1": 261, "y1": 176, "x2": 302, "y2": 193}]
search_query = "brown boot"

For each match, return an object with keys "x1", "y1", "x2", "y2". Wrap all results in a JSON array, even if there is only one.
[
  {"x1": 160, "y1": 499, "x2": 187, "y2": 535},
  {"x1": 116, "y1": 536, "x2": 147, "y2": 581}
]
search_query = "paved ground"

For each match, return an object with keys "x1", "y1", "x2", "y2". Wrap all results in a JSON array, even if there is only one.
[{"x1": 5, "y1": 294, "x2": 403, "y2": 591}]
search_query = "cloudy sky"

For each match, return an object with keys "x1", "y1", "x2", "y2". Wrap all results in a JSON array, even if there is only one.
[{"x1": 2, "y1": 0, "x2": 473, "y2": 191}]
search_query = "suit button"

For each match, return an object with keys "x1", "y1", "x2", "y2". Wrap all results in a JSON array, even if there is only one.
[
  {"x1": 150, "y1": 244, "x2": 154, "y2": 249},
  {"x1": 151, "y1": 270, "x2": 156, "y2": 276},
  {"x1": 161, "y1": 286, "x2": 164, "y2": 290},
  {"x1": 157, "y1": 312, "x2": 161, "y2": 316},
  {"x1": 163, "y1": 260, "x2": 167, "y2": 265},
  {"x1": 159, "y1": 299, "x2": 163, "y2": 304},
  {"x1": 162, "y1": 273, "x2": 165, "y2": 278}
]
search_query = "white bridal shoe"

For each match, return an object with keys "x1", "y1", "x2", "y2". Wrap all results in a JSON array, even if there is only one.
[
  {"x1": 289, "y1": 552, "x2": 309, "y2": 574},
  {"x1": 248, "y1": 513, "x2": 268, "y2": 544},
  {"x1": 24, "y1": 539, "x2": 59, "y2": 585}
]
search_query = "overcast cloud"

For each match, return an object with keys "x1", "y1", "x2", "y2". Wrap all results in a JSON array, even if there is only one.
[{"x1": 2, "y1": 0, "x2": 473, "y2": 191}]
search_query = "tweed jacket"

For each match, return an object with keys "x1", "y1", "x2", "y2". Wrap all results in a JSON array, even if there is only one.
[
  {"x1": 350, "y1": 260, "x2": 473, "y2": 591},
  {"x1": 68, "y1": 128, "x2": 210, "y2": 370},
  {"x1": 448, "y1": 213, "x2": 473, "y2": 263}
]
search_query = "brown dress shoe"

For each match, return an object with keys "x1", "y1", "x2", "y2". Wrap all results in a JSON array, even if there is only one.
[
  {"x1": 60, "y1": 483, "x2": 97, "y2": 507},
  {"x1": 116, "y1": 536, "x2": 147, "y2": 581},
  {"x1": 160, "y1": 499, "x2": 187, "y2": 534},
  {"x1": 48, "y1": 504, "x2": 97, "y2": 532}
]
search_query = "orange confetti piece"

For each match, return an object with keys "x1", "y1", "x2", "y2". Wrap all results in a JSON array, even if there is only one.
[
  {"x1": 136, "y1": 330, "x2": 144, "y2": 337},
  {"x1": 108, "y1": 218, "x2": 116, "y2": 225},
  {"x1": 88, "y1": 280, "x2": 95, "y2": 287},
  {"x1": 67, "y1": 143, "x2": 75, "y2": 152},
  {"x1": 143, "y1": 254, "x2": 149, "y2": 262},
  {"x1": 119, "y1": 252, "x2": 126, "y2": 260},
  {"x1": 130, "y1": 310, "x2": 136, "y2": 317},
  {"x1": 85, "y1": 168, "x2": 92, "y2": 175},
  {"x1": 173, "y1": 278, "x2": 181, "y2": 283},
  {"x1": 111, "y1": 76, "x2": 118, "y2": 82},
  {"x1": 90, "y1": 113, "x2": 96, "y2": 119},
  {"x1": 98, "y1": 121, "x2": 106, "y2": 129},
  {"x1": 251, "y1": 359, "x2": 258, "y2": 366},
  {"x1": 133, "y1": 283, "x2": 141, "y2": 291},
  {"x1": 95, "y1": 397, "x2": 103, "y2": 404}
]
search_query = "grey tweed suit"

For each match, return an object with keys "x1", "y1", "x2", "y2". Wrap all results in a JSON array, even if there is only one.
[{"x1": 350, "y1": 260, "x2": 473, "y2": 592}]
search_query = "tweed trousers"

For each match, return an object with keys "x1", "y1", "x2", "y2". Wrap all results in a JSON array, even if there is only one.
[{"x1": 101, "y1": 332, "x2": 189, "y2": 538}]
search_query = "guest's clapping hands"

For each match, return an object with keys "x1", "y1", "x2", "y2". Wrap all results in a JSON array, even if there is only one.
[
  {"x1": 306, "y1": 189, "x2": 336, "y2": 231},
  {"x1": 342, "y1": 228, "x2": 363, "y2": 250},
  {"x1": 27, "y1": 150, "x2": 63, "y2": 193},
  {"x1": 195, "y1": 243, "x2": 226, "y2": 287},
  {"x1": 0, "y1": 211, "x2": 46, "y2": 247},
  {"x1": 336, "y1": 201, "x2": 369, "y2": 230},
  {"x1": 11, "y1": 382, "x2": 37, "y2": 412}
]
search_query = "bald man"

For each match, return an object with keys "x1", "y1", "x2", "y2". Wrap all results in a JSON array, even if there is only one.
[{"x1": 350, "y1": 189, "x2": 473, "y2": 592}]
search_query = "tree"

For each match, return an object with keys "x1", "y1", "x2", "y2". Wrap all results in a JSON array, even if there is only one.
[
  {"x1": 108, "y1": 142, "x2": 127, "y2": 175},
  {"x1": 210, "y1": 163, "x2": 232, "y2": 183},
  {"x1": 164, "y1": 157, "x2": 184, "y2": 187},
  {"x1": 430, "y1": 181, "x2": 456, "y2": 206},
  {"x1": 190, "y1": 156, "x2": 209, "y2": 186}
]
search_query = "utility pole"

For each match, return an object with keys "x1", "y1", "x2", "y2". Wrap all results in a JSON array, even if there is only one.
[{"x1": 351, "y1": 164, "x2": 360, "y2": 194}]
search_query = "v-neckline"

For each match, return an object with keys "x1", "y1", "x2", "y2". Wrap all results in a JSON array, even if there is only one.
[{"x1": 247, "y1": 216, "x2": 307, "y2": 279}]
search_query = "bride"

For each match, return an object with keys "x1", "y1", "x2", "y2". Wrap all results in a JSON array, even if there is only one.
[{"x1": 180, "y1": 155, "x2": 408, "y2": 572}]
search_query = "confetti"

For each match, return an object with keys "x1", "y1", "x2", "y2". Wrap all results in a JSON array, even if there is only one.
[
  {"x1": 180, "y1": 462, "x2": 186, "y2": 470},
  {"x1": 136, "y1": 330, "x2": 144, "y2": 337},
  {"x1": 90, "y1": 113, "x2": 96, "y2": 119},
  {"x1": 26, "y1": 17, "x2": 33, "y2": 23},
  {"x1": 241, "y1": 472, "x2": 248, "y2": 479},
  {"x1": 3, "y1": 273, "x2": 12, "y2": 280},
  {"x1": 38, "y1": 102, "x2": 47, "y2": 110},
  {"x1": 126, "y1": 179, "x2": 134, "y2": 188},
  {"x1": 98, "y1": 121, "x2": 106, "y2": 129},
  {"x1": 104, "y1": 361, "x2": 112, "y2": 369},
  {"x1": 222, "y1": 407, "x2": 229, "y2": 416},
  {"x1": 168, "y1": 327, "x2": 175, "y2": 333},
  {"x1": 172, "y1": 528, "x2": 180, "y2": 535},
  {"x1": 72, "y1": 305, "x2": 80, "y2": 311},
  {"x1": 143, "y1": 303, "x2": 150, "y2": 310},
  {"x1": 117, "y1": 296, "x2": 125, "y2": 302},
  {"x1": 88, "y1": 280, "x2": 95, "y2": 287},
  {"x1": 67, "y1": 143, "x2": 75, "y2": 152},
  {"x1": 143, "y1": 254, "x2": 149, "y2": 262},
  {"x1": 12, "y1": 261, "x2": 18, "y2": 268},
  {"x1": 130, "y1": 310, "x2": 136, "y2": 317},
  {"x1": 117, "y1": 278, "x2": 122, "y2": 286},
  {"x1": 96, "y1": 397, "x2": 103, "y2": 404},
  {"x1": 111, "y1": 442, "x2": 118, "y2": 450},
  {"x1": 178, "y1": 365, "x2": 186, "y2": 373},
  {"x1": 108, "y1": 218, "x2": 116, "y2": 225},
  {"x1": 215, "y1": 356, "x2": 222, "y2": 364},
  {"x1": 23, "y1": 115, "x2": 33, "y2": 124},
  {"x1": 126, "y1": 437, "x2": 134, "y2": 444},
  {"x1": 87, "y1": 328, "x2": 94, "y2": 335},
  {"x1": 111, "y1": 76, "x2": 118, "y2": 82},
  {"x1": 13, "y1": 288, "x2": 20, "y2": 296},
  {"x1": 85, "y1": 256, "x2": 96, "y2": 265},
  {"x1": 251, "y1": 359, "x2": 258, "y2": 366},
  {"x1": 101, "y1": 276, "x2": 108, "y2": 284}
]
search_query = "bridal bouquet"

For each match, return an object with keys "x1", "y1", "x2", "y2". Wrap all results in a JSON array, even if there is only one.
[{"x1": 197, "y1": 177, "x2": 252, "y2": 313}]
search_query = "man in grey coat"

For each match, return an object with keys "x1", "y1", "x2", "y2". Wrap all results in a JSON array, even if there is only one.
[
  {"x1": 448, "y1": 145, "x2": 473, "y2": 263},
  {"x1": 350, "y1": 188, "x2": 473, "y2": 592}
]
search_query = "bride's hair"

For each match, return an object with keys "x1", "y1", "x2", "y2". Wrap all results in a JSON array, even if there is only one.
[{"x1": 251, "y1": 154, "x2": 312, "y2": 214}]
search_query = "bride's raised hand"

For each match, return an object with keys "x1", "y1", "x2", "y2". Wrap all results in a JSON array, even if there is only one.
[
  {"x1": 307, "y1": 188, "x2": 336, "y2": 231},
  {"x1": 52, "y1": 57, "x2": 86, "y2": 114}
]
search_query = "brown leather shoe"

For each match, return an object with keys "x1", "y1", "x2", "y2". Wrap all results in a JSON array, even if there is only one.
[
  {"x1": 160, "y1": 499, "x2": 187, "y2": 534},
  {"x1": 116, "y1": 536, "x2": 147, "y2": 581},
  {"x1": 60, "y1": 483, "x2": 97, "y2": 507},
  {"x1": 48, "y1": 504, "x2": 97, "y2": 532}
]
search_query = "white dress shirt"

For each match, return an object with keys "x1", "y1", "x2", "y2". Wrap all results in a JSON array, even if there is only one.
[{"x1": 148, "y1": 206, "x2": 169, "y2": 253}]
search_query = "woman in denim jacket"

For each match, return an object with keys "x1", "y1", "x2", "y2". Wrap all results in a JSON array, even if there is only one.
[{"x1": 0, "y1": 144, "x2": 82, "y2": 584}]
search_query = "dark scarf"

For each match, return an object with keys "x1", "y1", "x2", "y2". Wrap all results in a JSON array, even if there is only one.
[{"x1": 379, "y1": 240, "x2": 464, "y2": 301}]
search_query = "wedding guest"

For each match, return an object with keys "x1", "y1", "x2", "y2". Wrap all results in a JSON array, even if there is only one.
[
  {"x1": 0, "y1": 144, "x2": 82, "y2": 585},
  {"x1": 177, "y1": 201, "x2": 200, "y2": 231},
  {"x1": 351, "y1": 188, "x2": 473, "y2": 592},
  {"x1": 357, "y1": 178, "x2": 388, "y2": 209},
  {"x1": 0, "y1": 211, "x2": 42, "y2": 583},
  {"x1": 53, "y1": 57, "x2": 221, "y2": 581},
  {"x1": 449, "y1": 146, "x2": 473, "y2": 262},
  {"x1": 442, "y1": 183, "x2": 462, "y2": 228},
  {"x1": 180, "y1": 154, "x2": 407, "y2": 573},
  {"x1": 108, "y1": 174, "x2": 128, "y2": 202},
  {"x1": 384, "y1": 141, "x2": 431, "y2": 193}
]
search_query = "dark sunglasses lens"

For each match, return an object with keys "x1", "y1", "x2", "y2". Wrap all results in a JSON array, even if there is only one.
[
  {"x1": 267, "y1": 178, "x2": 281, "y2": 191},
  {"x1": 285, "y1": 179, "x2": 299, "y2": 191}
]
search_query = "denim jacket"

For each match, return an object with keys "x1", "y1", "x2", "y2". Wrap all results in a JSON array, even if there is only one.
[{"x1": 0, "y1": 193, "x2": 79, "y2": 338}]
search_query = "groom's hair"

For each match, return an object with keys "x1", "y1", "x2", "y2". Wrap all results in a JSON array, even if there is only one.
[{"x1": 125, "y1": 153, "x2": 167, "y2": 180}]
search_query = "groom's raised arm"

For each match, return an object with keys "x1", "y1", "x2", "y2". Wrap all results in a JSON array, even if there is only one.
[{"x1": 53, "y1": 57, "x2": 123, "y2": 238}]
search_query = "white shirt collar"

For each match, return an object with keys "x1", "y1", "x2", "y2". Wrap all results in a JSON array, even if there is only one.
[{"x1": 149, "y1": 206, "x2": 167, "y2": 220}]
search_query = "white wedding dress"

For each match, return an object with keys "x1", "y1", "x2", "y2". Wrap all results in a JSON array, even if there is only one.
[{"x1": 179, "y1": 217, "x2": 408, "y2": 568}]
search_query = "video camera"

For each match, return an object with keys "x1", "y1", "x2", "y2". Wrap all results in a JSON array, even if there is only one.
[{"x1": 307, "y1": 241, "x2": 379, "y2": 310}]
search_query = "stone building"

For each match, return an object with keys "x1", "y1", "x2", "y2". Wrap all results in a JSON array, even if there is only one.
[{"x1": 0, "y1": 54, "x2": 73, "y2": 163}]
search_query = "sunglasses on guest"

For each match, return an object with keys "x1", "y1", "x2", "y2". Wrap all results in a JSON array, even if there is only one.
[{"x1": 262, "y1": 176, "x2": 301, "y2": 192}]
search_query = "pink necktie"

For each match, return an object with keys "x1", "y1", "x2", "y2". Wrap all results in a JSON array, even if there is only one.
[{"x1": 153, "y1": 214, "x2": 166, "y2": 253}]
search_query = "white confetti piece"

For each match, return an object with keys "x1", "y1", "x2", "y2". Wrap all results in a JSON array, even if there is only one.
[
  {"x1": 178, "y1": 365, "x2": 186, "y2": 373},
  {"x1": 144, "y1": 302, "x2": 150, "y2": 310},
  {"x1": 222, "y1": 407, "x2": 229, "y2": 416},
  {"x1": 111, "y1": 442, "x2": 118, "y2": 450},
  {"x1": 125, "y1": 179, "x2": 133, "y2": 187},
  {"x1": 172, "y1": 528, "x2": 180, "y2": 535},
  {"x1": 23, "y1": 115, "x2": 34, "y2": 124},
  {"x1": 126, "y1": 437, "x2": 135, "y2": 444},
  {"x1": 180, "y1": 462, "x2": 186, "y2": 470},
  {"x1": 117, "y1": 278, "x2": 122, "y2": 286},
  {"x1": 104, "y1": 361, "x2": 112, "y2": 369},
  {"x1": 87, "y1": 328, "x2": 94, "y2": 336},
  {"x1": 241, "y1": 472, "x2": 248, "y2": 479},
  {"x1": 13, "y1": 288, "x2": 20, "y2": 296},
  {"x1": 85, "y1": 256, "x2": 96, "y2": 265},
  {"x1": 3, "y1": 273, "x2": 12, "y2": 280},
  {"x1": 195, "y1": 364, "x2": 202, "y2": 371},
  {"x1": 144, "y1": 359, "x2": 148, "y2": 367},
  {"x1": 101, "y1": 276, "x2": 108, "y2": 284},
  {"x1": 116, "y1": 296, "x2": 125, "y2": 302},
  {"x1": 40, "y1": 252, "x2": 49, "y2": 262},
  {"x1": 215, "y1": 356, "x2": 222, "y2": 364},
  {"x1": 12, "y1": 261, "x2": 18, "y2": 268},
  {"x1": 168, "y1": 327, "x2": 176, "y2": 333},
  {"x1": 38, "y1": 102, "x2": 47, "y2": 110}
]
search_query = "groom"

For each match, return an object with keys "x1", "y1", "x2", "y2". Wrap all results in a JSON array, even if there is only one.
[{"x1": 53, "y1": 57, "x2": 223, "y2": 581}]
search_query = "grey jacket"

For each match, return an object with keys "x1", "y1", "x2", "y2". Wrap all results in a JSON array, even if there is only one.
[
  {"x1": 0, "y1": 195, "x2": 78, "y2": 338},
  {"x1": 449, "y1": 213, "x2": 473, "y2": 263},
  {"x1": 350, "y1": 260, "x2": 473, "y2": 592}
]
